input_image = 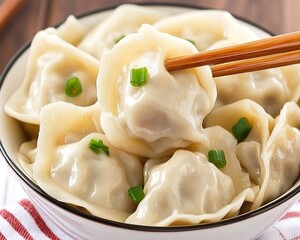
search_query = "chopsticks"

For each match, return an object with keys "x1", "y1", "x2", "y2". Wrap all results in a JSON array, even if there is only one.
[{"x1": 165, "y1": 31, "x2": 300, "y2": 77}]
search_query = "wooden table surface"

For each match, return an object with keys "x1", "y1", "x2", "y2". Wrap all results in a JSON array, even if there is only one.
[{"x1": 0, "y1": 0, "x2": 300, "y2": 73}]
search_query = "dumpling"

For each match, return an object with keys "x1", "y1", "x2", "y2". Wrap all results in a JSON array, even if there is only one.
[
  {"x1": 280, "y1": 64, "x2": 300, "y2": 104},
  {"x1": 204, "y1": 99, "x2": 300, "y2": 210},
  {"x1": 78, "y1": 4, "x2": 168, "y2": 59},
  {"x1": 17, "y1": 139, "x2": 37, "y2": 181},
  {"x1": 5, "y1": 29, "x2": 99, "y2": 125},
  {"x1": 154, "y1": 10, "x2": 259, "y2": 51},
  {"x1": 251, "y1": 102, "x2": 300, "y2": 209},
  {"x1": 143, "y1": 157, "x2": 168, "y2": 183},
  {"x1": 126, "y1": 149, "x2": 256, "y2": 226},
  {"x1": 204, "y1": 99, "x2": 273, "y2": 145},
  {"x1": 204, "y1": 100, "x2": 272, "y2": 199},
  {"x1": 236, "y1": 142, "x2": 263, "y2": 187},
  {"x1": 214, "y1": 69, "x2": 290, "y2": 117},
  {"x1": 33, "y1": 102, "x2": 143, "y2": 222},
  {"x1": 56, "y1": 15, "x2": 87, "y2": 45},
  {"x1": 190, "y1": 126, "x2": 253, "y2": 194},
  {"x1": 98, "y1": 24, "x2": 216, "y2": 157}
]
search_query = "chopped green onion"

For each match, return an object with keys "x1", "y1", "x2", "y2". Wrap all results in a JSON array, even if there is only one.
[
  {"x1": 185, "y1": 38, "x2": 196, "y2": 46},
  {"x1": 89, "y1": 139, "x2": 109, "y2": 155},
  {"x1": 65, "y1": 76, "x2": 82, "y2": 97},
  {"x1": 130, "y1": 67, "x2": 148, "y2": 87},
  {"x1": 115, "y1": 34, "x2": 125, "y2": 44},
  {"x1": 232, "y1": 117, "x2": 252, "y2": 142},
  {"x1": 208, "y1": 149, "x2": 226, "y2": 168},
  {"x1": 128, "y1": 185, "x2": 145, "y2": 204}
]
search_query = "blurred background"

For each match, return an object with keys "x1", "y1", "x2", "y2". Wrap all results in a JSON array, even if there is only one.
[{"x1": 0, "y1": 0, "x2": 299, "y2": 73}]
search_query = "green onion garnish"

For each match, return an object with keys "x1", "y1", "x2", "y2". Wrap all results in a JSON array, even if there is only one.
[
  {"x1": 89, "y1": 139, "x2": 109, "y2": 155},
  {"x1": 130, "y1": 67, "x2": 148, "y2": 87},
  {"x1": 185, "y1": 38, "x2": 196, "y2": 46},
  {"x1": 128, "y1": 185, "x2": 145, "y2": 204},
  {"x1": 232, "y1": 117, "x2": 252, "y2": 142},
  {"x1": 115, "y1": 34, "x2": 125, "y2": 44},
  {"x1": 208, "y1": 149, "x2": 227, "y2": 168},
  {"x1": 65, "y1": 76, "x2": 82, "y2": 97}
]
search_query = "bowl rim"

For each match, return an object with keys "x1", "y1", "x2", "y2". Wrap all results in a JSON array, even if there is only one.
[{"x1": 0, "y1": 1, "x2": 299, "y2": 232}]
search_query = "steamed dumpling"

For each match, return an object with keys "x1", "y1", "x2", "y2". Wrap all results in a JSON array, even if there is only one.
[
  {"x1": 5, "y1": 29, "x2": 99, "y2": 125},
  {"x1": 34, "y1": 102, "x2": 143, "y2": 221},
  {"x1": 154, "y1": 10, "x2": 259, "y2": 51},
  {"x1": 251, "y1": 102, "x2": 300, "y2": 209},
  {"x1": 204, "y1": 99, "x2": 274, "y2": 145},
  {"x1": 126, "y1": 149, "x2": 256, "y2": 226},
  {"x1": 204, "y1": 100, "x2": 272, "y2": 201},
  {"x1": 155, "y1": 10, "x2": 300, "y2": 117},
  {"x1": 98, "y1": 24, "x2": 216, "y2": 157},
  {"x1": 17, "y1": 139, "x2": 37, "y2": 181},
  {"x1": 78, "y1": 4, "x2": 168, "y2": 59},
  {"x1": 204, "y1": 100, "x2": 300, "y2": 209},
  {"x1": 56, "y1": 15, "x2": 87, "y2": 45},
  {"x1": 198, "y1": 126, "x2": 252, "y2": 194},
  {"x1": 214, "y1": 69, "x2": 291, "y2": 117}
]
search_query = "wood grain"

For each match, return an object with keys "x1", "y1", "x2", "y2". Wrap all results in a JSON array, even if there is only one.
[
  {"x1": 0, "y1": 0, "x2": 299, "y2": 73},
  {"x1": 0, "y1": 0, "x2": 25, "y2": 31}
]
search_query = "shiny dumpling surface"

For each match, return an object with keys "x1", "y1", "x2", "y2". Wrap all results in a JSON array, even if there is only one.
[
  {"x1": 202, "y1": 126, "x2": 252, "y2": 194},
  {"x1": 56, "y1": 15, "x2": 87, "y2": 45},
  {"x1": 205, "y1": 99, "x2": 300, "y2": 209},
  {"x1": 78, "y1": 4, "x2": 168, "y2": 59},
  {"x1": 33, "y1": 102, "x2": 143, "y2": 222},
  {"x1": 98, "y1": 24, "x2": 216, "y2": 157},
  {"x1": 251, "y1": 102, "x2": 300, "y2": 209},
  {"x1": 204, "y1": 99, "x2": 273, "y2": 145},
  {"x1": 204, "y1": 100, "x2": 272, "y2": 201},
  {"x1": 154, "y1": 10, "x2": 259, "y2": 51},
  {"x1": 214, "y1": 69, "x2": 291, "y2": 117},
  {"x1": 126, "y1": 149, "x2": 256, "y2": 226},
  {"x1": 5, "y1": 29, "x2": 99, "y2": 124}
]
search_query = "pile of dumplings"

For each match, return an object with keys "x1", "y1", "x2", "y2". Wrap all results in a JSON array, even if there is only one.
[{"x1": 5, "y1": 4, "x2": 300, "y2": 226}]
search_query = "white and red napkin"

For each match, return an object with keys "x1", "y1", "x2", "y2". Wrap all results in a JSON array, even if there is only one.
[
  {"x1": 0, "y1": 158, "x2": 72, "y2": 240},
  {"x1": 0, "y1": 157, "x2": 299, "y2": 240}
]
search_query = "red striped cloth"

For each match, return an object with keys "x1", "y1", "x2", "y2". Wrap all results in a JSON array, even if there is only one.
[
  {"x1": 0, "y1": 159, "x2": 71, "y2": 240},
  {"x1": 0, "y1": 159, "x2": 299, "y2": 239},
  {"x1": 0, "y1": 199, "x2": 65, "y2": 240},
  {"x1": 257, "y1": 200, "x2": 300, "y2": 240}
]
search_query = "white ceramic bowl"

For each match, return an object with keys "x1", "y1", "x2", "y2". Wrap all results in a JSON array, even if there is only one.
[{"x1": 0, "y1": 4, "x2": 299, "y2": 240}]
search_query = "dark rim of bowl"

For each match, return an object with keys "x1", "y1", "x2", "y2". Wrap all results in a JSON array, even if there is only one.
[{"x1": 0, "y1": 1, "x2": 299, "y2": 233}]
